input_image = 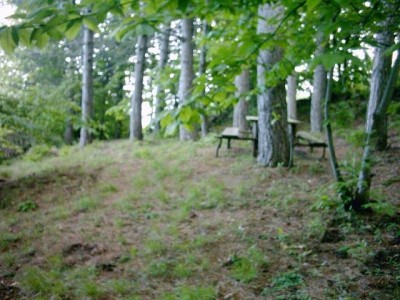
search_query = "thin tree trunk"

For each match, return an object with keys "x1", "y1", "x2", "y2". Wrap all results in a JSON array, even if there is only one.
[
  {"x1": 130, "y1": 34, "x2": 148, "y2": 141},
  {"x1": 324, "y1": 69, "x2": 343, "y2": 183},
  {"x1": 354, "y1": 50, "x2": 400, "y2": 209},
  {"x1": 287, "y1": 73, "x2": 297, "y2": 120},
  {"x1": 365, "y1": 30, "x2": 393, "y2": 150},
  {"x1": 310, "y1": 33, "x2": 326, "y2": 133},
  {"x1": 233, "y1": 69, "x2": 250, "y2": 133},
  {"x1": 257, "y1": 3, "x2": 289, "y2": 167},
  {"x1": 79, "y1": 25, "x2": 94, "y2": 148},
  {"x1": 287, "y1": 73, "x2": 297, "y2": 168},
  {"x1": 199, "y1": 20, "x2": 208, "y2": 138},
  {"x1": 154, "y1": 23, "x2": 171, "y2": 134},
  {"x1": 179, "y1": 18, "x2": 197, "y2": 141}
]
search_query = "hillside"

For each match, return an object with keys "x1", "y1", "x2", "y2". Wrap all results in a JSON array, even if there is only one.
[{"x1": 0, "y1": 136, "x2": 399, "y2": 299}]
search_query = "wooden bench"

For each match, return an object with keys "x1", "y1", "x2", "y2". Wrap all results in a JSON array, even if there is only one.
[
  {"x1": 216, "y1": 127, "x2": 257, "y2": 157},
  {"x1": 295, "y1": 130, "x2": 327, "y2": 159}
]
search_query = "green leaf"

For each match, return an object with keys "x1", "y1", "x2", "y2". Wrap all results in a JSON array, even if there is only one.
[
  {"x1": 11, "y1": 27, "x2": 19, "y2": 45},
  {"x1": 178, "y1": 0, "x2": 189, "y2": 12},
  {"x1": 179, "y1": 106, "x2": 193, "y2": 123},
  {"x1": 6, "y1": 13, "x2": 27, "y2": 19},
  {"x1": 135, "y1": 23, "x2": 154, "y2": 36},
  {"x1": 35, "y1": 32, "x2": 49, "y2": 48},
  {"x1": 160, "y1": 113, "x2": 174, "y2": 129},
  {"x1": 0, "y1": 28, "x2": 17, "y2": 54},
  {"x1": 307, "y1": 0, "x2": 321, "y2": 14},
  {"x1": 83, "y1": 17, "x2": 100, "y2": 33},
  {"x1": 65, "y1": 19, "x2": 82, "y2": 40}
]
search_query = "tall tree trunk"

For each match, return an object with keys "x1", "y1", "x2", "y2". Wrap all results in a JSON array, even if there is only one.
[
  {"x1": 257, "y1": 3, "x2": 289, "y2": 167},
  {"x1": 154, "y1": 23, "x2": 171, "y2": 134},
  {"x1": 233, "y1": 69, "x2": 250, "y2": 133},
  {"x1": 179, "y1": 18, "x2": 197, "y2": 141},
  {"x1": 354, "y1": 50, "x2": 400, "y2": 209},
  {"x1": 365, "y1": 29, "x2": 393, "y2": 150},
  {"x1": 287, "y1": 73, "x2": 297, "y2": 120},
  {"x1": 287, "y1": 73, "x2": 297, "y2": 168},
  {"x1": 199, "y1": 19, "x2": 208, "y2": 138},
  {"x1": 79, "y1": 25, "x2": 94, "y2": 148},
  {"x1": 324, "y1": 69, "x2": 343, "y2": 183},
  {"x1": 310, "y1": 33, "x2": 326, "y2": 133},
  {"x1": 130, "y1": 34, "x2": 148, "y2": 141}
]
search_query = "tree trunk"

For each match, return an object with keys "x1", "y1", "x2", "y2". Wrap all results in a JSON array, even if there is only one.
[
  {"x1": 199, "y1": 19, "x2": 208, "y2": 138},
  {"x1": 154, "y1": 23, "x2": 171, "y2": 134},
  {"x1": 233, "y1": 69, "x2": 250, "y2": 133},
  {"x1": 287, "y1": 73, "x2": 297, "y2": 120},
  {"x1": 179, "y1": 18, "x2": 197, "y2": 141},
  {"x1": 79, "y1": 25, "x2": 94, "y2": 148},
  {"x1": 354, "y1": 50, "x2": 400, "y2": 209},
  {"x1": 257, "y1": 3, "x2": 289, "y2": 167},
  {"x1": 365, "y1": 30, "x2": 393, "y2": 150},
  {"x1": 129, "y1": 34, "x2": 148, "y2": 141},
  {"x1": 324, "y1": 69, "x2": 343, "y2": 183},
  {"x1": 287, "y1": 73, "x2": 297, "y2": 168},
  {"x1": 310, "y1": 33, "x2": 326, "y2": 133}
]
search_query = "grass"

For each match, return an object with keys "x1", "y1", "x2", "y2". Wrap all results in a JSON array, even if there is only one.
[{"x1": 0, "y1": 136, "x2": 399, "y2": 299}]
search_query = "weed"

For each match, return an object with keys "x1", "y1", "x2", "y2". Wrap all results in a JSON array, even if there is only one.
[
  {"x1": 144, "y1": 236, "x2": 168, "y2": 255},
  {"x1": 100, "y1": 183, "x2": 118, "y2": 194},
  {"x1": 17, "y1": 200, "x2": 38, "y2": 212},
  {"x1": 74, "y1": 196, "x2": 99, "y2": 213},
  {"x1": 0, "y1": 233, "x2": 19, "y2": 251},
  {"x1": 24, "y1": 145, "x2": 53, "y2": 162},
  {"x1": 261, "y1": 270, "x2": 308, "y2": 299},
  {"x1": 363, "y1": 201, "x2": 396, "y2": 217},
  {"x1": 230, "y1": 245, "x2": 269, "y2": 283},
  {"x1": 147, "y1": 259, "x2": 169, "y2": 277},
  {"x1": 161, "y1": 285, "x2": 217, "y2": 300}
]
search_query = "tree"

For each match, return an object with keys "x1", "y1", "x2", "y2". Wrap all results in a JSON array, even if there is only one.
[
  {"x1": 178, "y1": 18, "x2": 196, "y2": 141},
  {"x1": 310, "y1": 33, "x2": 326, "y2": 133},
  {"x1": 199, "y1": 18, "x2": 208, "y2": 138},
  {"x1": 79, "y1": 24, "x2": 94, "y2": 148},
  {"x1": 154, "y1": 22, "x2": 171, "y2": 134},
  {"x1": 129, "y1": 34, "x2": 148, "y2": 141},
  {"x1": 256, "y1": 3, "x2": 289, "y2": 167},
  {"x1": 365, "y1": 21, "x2": 394, "y2": 150},
  {"x1": 353, "y1": 50, "x2": 400, "y2": 210},
  {"x1": 233, "y1": 69, "x2": 250, "y2": 133}
]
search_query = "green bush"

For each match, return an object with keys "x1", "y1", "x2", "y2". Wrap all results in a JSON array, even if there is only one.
[{"x1": 24, "y1": 145, "x2": 54, "y2": 162}]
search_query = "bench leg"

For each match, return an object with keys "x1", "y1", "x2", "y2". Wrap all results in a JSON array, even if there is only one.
[
  {"x1": 253, "y1": 139, "x2": 258, "y2": 158},
  {"x1": 320, "y1": 146, "x2": 326, "y2": 160},
  {"x1": 216, "y1": 138, "x2": 223, "y2": 157},
  {"x1": 227, "y1": 138, "x2": 231, "y2": 149}
]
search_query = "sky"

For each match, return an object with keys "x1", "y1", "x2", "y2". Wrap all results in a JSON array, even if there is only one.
[{"x1": 0, "y1": 3, "x2": 15, "y2": 25}]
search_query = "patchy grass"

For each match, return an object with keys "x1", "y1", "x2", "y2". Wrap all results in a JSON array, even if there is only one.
[{"x1": 0, "y1": 137, "x2": 399, "y2": 299}]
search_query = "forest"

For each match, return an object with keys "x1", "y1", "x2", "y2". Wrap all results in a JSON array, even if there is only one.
[{"x1": 0, "y1": 0, "x2": 399, "y2": 299}]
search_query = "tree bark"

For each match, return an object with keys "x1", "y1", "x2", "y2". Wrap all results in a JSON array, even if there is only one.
[
  {"x1": 233, "y1": 69, "x2": 250, "y2": 133},
  {"x1": 287, "y1": 73, "x2": 297, "y2": 120},
  {"x1": 179, "y1": 18, "x2": 197, "y2": 141},
  {"x1": 79, "y1": 25, "x2": 94, "y2": 148},
  {"x1": 365, "y1": 30, "x2": 393, "y2": 150},
  {"x1": 199, "y1": 20, "x2": 208, "y2": 138},
  {"x1": 257, "y1": 3, "x2": 289, "y2": 167},
  {"x1": 154, "y1": 23, "x2": 171, "y2": 134},
  {"x1": 310, "y1": 33, "x2": 326, "y2": 133},
  {"x1": 129, "y1": 34, "x2": 148, "y2": 141},
  {"x1": 324, "y1": 69, "x2": 343, "y2": 183},
  {"x1": 354, "y1": 50, "x2": 400, "y2": 209}
]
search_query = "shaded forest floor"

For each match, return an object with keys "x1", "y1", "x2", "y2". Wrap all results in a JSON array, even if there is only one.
[{"x1": 0, "y1": 132, "x2": 399, "y2": 299}]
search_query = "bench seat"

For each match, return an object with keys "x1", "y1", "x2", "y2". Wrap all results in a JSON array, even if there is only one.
[
  {"x1": 295, "y1": 130, "x2": 327, "y2": 158},
  {"x1": 216, "y1": 127, "x2": 257, "y2": 157}
]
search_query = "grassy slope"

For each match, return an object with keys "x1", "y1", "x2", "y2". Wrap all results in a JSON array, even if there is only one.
[{"x1": 0, "y1": 136, "x2": 399, "y2": 299}]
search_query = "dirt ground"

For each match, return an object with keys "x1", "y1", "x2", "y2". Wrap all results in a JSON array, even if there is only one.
[{"x1": 0, "y1": 134, "x2": 399, "y2": 299}]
